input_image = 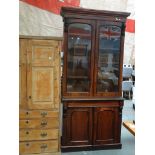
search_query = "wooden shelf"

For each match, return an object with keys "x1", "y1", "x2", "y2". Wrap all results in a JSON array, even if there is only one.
[{"x1": 123, "y1": 121, "x2": 135, "y2": 136}]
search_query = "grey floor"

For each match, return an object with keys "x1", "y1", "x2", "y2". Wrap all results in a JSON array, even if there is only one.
[{"x1": 61, "y1": 100, "x2": 135, "y2": 155}]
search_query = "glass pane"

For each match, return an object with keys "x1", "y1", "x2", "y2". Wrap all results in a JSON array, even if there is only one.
[
  {"x1": 67, "y1": 23, "x2": 91, "y2": 92},
  {"x1": 97, "y1": 25, "x2": 121, "y2": 92}
]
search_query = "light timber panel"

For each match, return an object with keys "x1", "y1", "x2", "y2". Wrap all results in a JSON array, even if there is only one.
[{"x1": 19, "y1": 38, "x2": 61, "y2": 155}]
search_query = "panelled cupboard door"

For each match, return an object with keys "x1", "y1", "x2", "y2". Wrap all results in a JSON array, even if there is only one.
[
  {"x1": 27, "y1": 40, "x2": 60, "y2": 110},
  {"x1": 93, "y1": 107, "x2": 119, "y2": 145},
  {"x1": 62, "y1": 107, "x2": 93, "y2": 146},
  {"x1": 19, "y1": 39, "x2": 27, "y2": 109}
]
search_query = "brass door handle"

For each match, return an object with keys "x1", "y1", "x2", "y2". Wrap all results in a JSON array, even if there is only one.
[
  {"x1": 41, "y1": 111, "x2": 47, "y2": 117},
  {"x1": 40, "y1": 132, "x2": 47, "y2": 137},
  {"x1": 41, "y1": 121, "x2": 47, "y2": 127},
  {"x1": 26, "y1": 143, "x2": 29, "y2": 147},
  {"x1": 40, "y1": 144, "x2": 47, "y2": 149}
]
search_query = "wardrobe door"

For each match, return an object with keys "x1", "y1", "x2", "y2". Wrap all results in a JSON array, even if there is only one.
[{"x1": 27, "y1": 40, "x2": 60, "y2": 110}]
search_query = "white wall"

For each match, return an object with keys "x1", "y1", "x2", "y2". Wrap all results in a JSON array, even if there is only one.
[
  {"x1": 19, "y1": 1, "x2": 63, "y2": 37},
  {"x1": 80, "y1": 0, "x2": 128, "y2": 11}
]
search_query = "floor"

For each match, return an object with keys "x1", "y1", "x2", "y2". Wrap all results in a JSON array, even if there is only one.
[{"x1": 61, "y1": 100, "x2": 135, "y2": 155}]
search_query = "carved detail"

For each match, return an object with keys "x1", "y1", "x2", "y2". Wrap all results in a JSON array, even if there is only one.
[
  {"x1": 64, "y1": 20, "x2": 69, "y2": 33},
  {"x1": 121, "y1": 23, "x2": 126, "y2": 36},
  {"x1": 64, "y1": 105, "x2": 68, "y2": 112},
  {"x1": 63, "y1": 103, "x2": 68, "y2": 117},
  {"x1": 119, "y1": 106, "x2": 123, "y2": 116}
]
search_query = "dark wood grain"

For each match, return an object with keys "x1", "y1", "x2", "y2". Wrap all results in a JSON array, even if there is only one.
[
  {"x1": 61, "y1": 107, "x2": 92, "y2": 146},
  {"x1": 61, "y1": 7, "x2": 130, "y2": 22},
  {"x1": 93, "y1": 107, "x2": 119, "y2": 145},
  {"x1": 61, "y1": 7, "x2": 129, "y2": 151}
]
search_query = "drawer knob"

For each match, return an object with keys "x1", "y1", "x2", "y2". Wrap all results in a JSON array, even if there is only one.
[
  {"x1": 26, "y1": 111, "x2": 29, "y2": 115},
  {"x1": 40, "y1": 143, "x2": 47, "y2": 149},
  {"x1": 26, "y1": 131, "x2": 29, "y2": 134},
  {"x1": 26, "y1": 143, "x2": 29, "y2": 147},
  {"x1": 40, "y1": 132, "x2": 47, "y2": 137},
  {"x1": 26, "y1": 120, "x2": 29, "y2": 124},
  {"x1": 41, "y1": 111, "x2": 47, "y2": 117},
  {"x1": 41, "y1": 121, "x2": 47, "y2": 127}
]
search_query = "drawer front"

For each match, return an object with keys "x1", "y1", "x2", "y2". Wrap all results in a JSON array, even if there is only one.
[
  {"x1": 19, "y1": 140, "x2": 58, "y2": 154},
  {"x1": 20, "y1": 129, "x2": 58, "y2": 141},
  {"x1": 20, "y1": 118, "x2": 59, "y2": 129},
  {"x1": 20, "y1": 110, "x2": 59, "y2": 119}
]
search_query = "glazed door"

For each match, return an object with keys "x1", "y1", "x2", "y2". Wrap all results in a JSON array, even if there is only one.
[
  {"x1": 63, "y1": 19, "x2": 95, "y2": 97},
  {"x1": 62, "y1": 107, "x2": 93, "y2": 146},
  {"x1": 94, "y1": 21, "x2": 123, "y2": 97},
  {"x1": 93, "y1": 107, "x2": 119, "y2": 145},
  {"x1": 19, "y1": 39, "x2": 27, "y2": 109},
  {"x1": 27, "y1": 39, "x2": 60, "y2": 110}
]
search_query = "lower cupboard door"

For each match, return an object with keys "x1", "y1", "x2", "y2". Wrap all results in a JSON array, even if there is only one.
[
  {"x1": 62, "y1": 107, "x2": 93, "y2": 146},
  {"x1": 19, "y1": 140, "x2": 58, "y2": 154},
  {"x1": 93, "y1": 107, "x2": 118, "y2": 145}
]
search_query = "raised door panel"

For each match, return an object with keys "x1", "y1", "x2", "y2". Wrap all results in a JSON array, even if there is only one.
[
  {"x1": 62, "y1": 107, "x2": 92, "y2": 146},
  {"x1": 31, "y1": 67, "x2": 54, "y2": 109},
  {"x1": 27, "y1": 40, "x2": 60, "y2": 109},
  {"x1": 19, "y1": 39, "x2": 27, "y2": 109},
  {"x1": 93, "y1": 107, "x2": 118, "y2": 145}
]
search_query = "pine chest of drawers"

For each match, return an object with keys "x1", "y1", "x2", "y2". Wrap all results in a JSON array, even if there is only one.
[
  {"x1": 19, "y1": 110, "x2": 60, "y2": 154},
  {"x1": 19, "y1": 38, "x2": 61, "y2": 155}
]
